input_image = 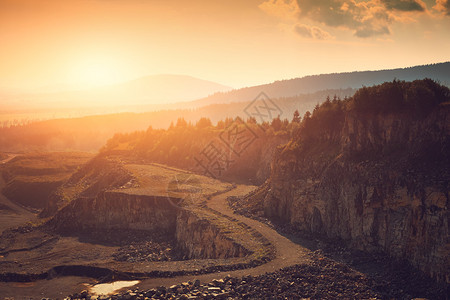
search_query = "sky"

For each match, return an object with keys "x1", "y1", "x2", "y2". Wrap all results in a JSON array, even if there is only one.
[{"x1": 0, "y1": 0, "x2": 449, "y2": 92}]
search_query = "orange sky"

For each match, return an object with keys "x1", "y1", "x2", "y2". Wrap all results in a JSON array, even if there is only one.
[{"x1": 0, "y1": 0, "x2": 449, "y2": 91}]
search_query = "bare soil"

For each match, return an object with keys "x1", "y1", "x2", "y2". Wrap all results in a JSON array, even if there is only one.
[{"x1": 0, "y1": 170, "x2": 37, "y2": 235}]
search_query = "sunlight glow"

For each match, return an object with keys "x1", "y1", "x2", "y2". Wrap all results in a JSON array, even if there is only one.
[{"x1": 68, "y1": 55, "x2": 125, "y2": 88}]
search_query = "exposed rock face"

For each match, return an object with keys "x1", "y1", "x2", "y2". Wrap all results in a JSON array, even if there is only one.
[
  {"x1": 49, "y1": 192, "x2": 181, "y2": 236},
  {"x1": 176, "y1": 209, "x2": 249, "y2": 259},
  {"x1": 262, "y1": 105, "x2": 449, "y2": 282},
  {"x1": 222, "y1": 134, "x2": 289, "y2": 185},
  {"x1": 49, "y1": 191, "x2": 248, "y2": 259}
]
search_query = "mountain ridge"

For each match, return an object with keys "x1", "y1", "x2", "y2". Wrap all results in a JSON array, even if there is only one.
[
  {"x1": 1, "y1": 62, "x2": 449, "y2": 121},
  {"x1": 188, "y1": 62, "x2": 450, "y2": 107},
  {"x1": 0, "y1": 74, "x2": 233, "y2": 111}
]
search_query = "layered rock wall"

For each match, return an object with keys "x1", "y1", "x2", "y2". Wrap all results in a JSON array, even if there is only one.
[
  {"x1": 263, "y1": 107, "x2": 449, "y2": 282},
  {"x1": 176, "y1": 209, "x2": 249, "y2": 259},
  {"x1": 49, "y1": 191, "x2": 248, "y2": 259},
  {"x1": 49, "y1": 191, "x2": 180, "y2": 235}
]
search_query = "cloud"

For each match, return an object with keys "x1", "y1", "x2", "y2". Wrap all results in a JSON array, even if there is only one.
[
  {"x1": 260, "y1": 0, "x2": 430, "y2": 38},
  {"x1": 294, "y1": 23, "x2": 333, "y2": 39},
  {"x1": 259, "y1": 0, "x2": 300, "y2": 21},
  {"x1": 434, "y1": 0, "x2": 450, "y2": 15},
  {"x1": 295, "y1": 0, "x2": 396, "y2": 37},
  {"x1": 259, "y1": 0, "x2": 334, "y2": 39},
  {"x1": 355, "y1": 24, "x2": 390, "y2": 37},
  {"x1": 381, "y1": 0, "x2": 425, "y2": 12}
]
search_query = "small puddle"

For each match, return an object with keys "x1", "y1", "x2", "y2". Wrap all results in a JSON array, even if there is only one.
[{"x1": 89, "y1": 280, "x2": 140, "y2": 295}]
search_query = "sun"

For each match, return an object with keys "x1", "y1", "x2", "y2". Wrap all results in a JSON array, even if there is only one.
[{"x1": 68, "y1": 55, "x2": 124, "y2": 89}]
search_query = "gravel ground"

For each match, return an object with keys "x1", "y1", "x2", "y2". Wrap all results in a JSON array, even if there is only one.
[
  {"x1": 226, "y1": 196, "x2": 449, "y2": 300},
  {"x1": 113, "y1": 240, "x2": 178, "y2": 263},
  {"x1": 67, "y1": 250, "x2": 448, "y2": 300}
]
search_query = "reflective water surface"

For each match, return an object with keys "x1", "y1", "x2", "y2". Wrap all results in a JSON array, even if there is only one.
[{"x1": 89, "y1": 280, "x2": 140, "y2": 295}]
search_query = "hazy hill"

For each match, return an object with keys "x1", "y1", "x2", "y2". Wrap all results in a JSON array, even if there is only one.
[
  {"x1": 1, "y1": 62, "x2": 449, "y2": 152},
  {"x1": 0, "y1": 74, "x2": 232, "y2": 111},
  {"x1": 97, "y1": 74, "x2": 233, "y2": 104},
  {"x1": 1, "y1": 63, "x2": 448, "y2": 125},
  {"x1": 188, "y1": 62, "x2": 450, "y2": 108},
  {"x1": 0, "y1": 89, "x2": 353, "y2": 152}
]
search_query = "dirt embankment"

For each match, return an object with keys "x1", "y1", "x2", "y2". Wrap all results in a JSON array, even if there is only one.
[
  {"x1": 0, "y1": 152, "x2": 93, "y2": 235},
  {"x1": 1, "y1": 152, "x2": 93, "y2": 210},
  {"x1": 0, "y1": 171, "x2": 37, "y2": 235},
  {"x1": 0, "y1": 153, "x2": 10, "y2": 162},
  {"x1": 40, "y1": 155, "x2": 132, "y2": 217}
]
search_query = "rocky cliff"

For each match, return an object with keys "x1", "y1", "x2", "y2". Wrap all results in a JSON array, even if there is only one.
[
  {"x1": 176, "y1": 209, "x2": 249, "y2": 259},
  {"x1": 48, "y1": 191, "x2": 181, "y2": 236},
  {"x1": 254, "y1": 80, "x2": 449, "y2": 282},
  {"x1": 48, "y1": 190, "x2": 249, "y2": 259}
]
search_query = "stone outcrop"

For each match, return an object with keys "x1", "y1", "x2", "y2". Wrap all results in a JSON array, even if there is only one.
[
  {"x1": 258, "y1": 99, "x2": 449, "y2": 282},
  {"x1": 48, "y1": 191, "x2": 249, "y2": 260},
  {"x1": 176, "y1": 209, "x2": 249, "y2": 259},
  {"x1": 49, "y1": 191, "x2": 181, "y2": 235}
]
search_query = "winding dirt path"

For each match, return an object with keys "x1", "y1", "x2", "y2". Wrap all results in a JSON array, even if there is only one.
[
  {"x1": 0, "y1": 184, "x2": 312, "y2": 298},
  {"x1": 135, "y1": 185, "x2": 312, "y2": 290}
]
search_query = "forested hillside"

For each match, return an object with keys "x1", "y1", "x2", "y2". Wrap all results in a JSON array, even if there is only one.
[{"x1": 0, "y1": 90, "x2": 350, "y2": 152}]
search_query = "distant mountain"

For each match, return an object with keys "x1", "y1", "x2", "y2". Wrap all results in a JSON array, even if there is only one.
[
  {"x1": 0, "y1": 89, "x2": 352, "y2": 152},
  {"x1": 188, "y1": 62, "x2": 450, "y2": 108},
  {"x1": 0, "y1": 74, "x2": 233, "y2": 111},
  {"x1": 100, "y1": 74, "x2": 233, "y2": 103},
  {"x1": 1, "y1": 62, "x2": 449, "y2": 126}
]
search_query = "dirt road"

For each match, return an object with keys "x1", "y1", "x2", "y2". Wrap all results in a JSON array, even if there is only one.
[
  {"x1": 0, "y1": 184, "x2": 312, "y2": 298},
  {"x1": 135, "y1": 185, "x2": 312, "y2": 290}
]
